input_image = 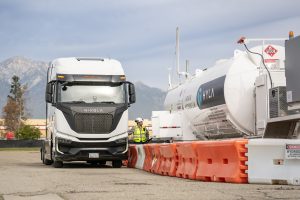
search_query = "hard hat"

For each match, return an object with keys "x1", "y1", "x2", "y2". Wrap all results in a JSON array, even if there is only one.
[{"x1": 135, "y1": 117, "x2": 143, "y2": 123}]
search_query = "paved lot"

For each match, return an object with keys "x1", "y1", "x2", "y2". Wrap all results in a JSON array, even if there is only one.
[{"x1": 0, "y1": 151, "x2": 299, "y2": 200}]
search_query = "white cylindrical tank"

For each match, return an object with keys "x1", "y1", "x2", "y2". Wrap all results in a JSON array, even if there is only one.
[{"x1": 164, "y1": 44, "x2": 285, "y2": 139}]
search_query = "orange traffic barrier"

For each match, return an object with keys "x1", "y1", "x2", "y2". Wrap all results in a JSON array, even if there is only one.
[
  {"x1": 159, "y1": 143, "x2": 178, "y2": 176},
  {"x1": 143, "y1": 144, "x2": 153, "y2": 172},
  {"x1": 149, "y1": 144, "x2": 162, "y2": 174},
  {"x1": 176, "y1": 142, "x2": 197, "y2": 179},
  {"x1": 128, "y1": 145, "x2": 137, "y2": 168},
  {"x1": 194, "y1": 139, "x2": 248, "y2": 183}
]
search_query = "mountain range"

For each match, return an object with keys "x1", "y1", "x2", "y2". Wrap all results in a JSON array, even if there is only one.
[{"x1": 0, "y1": 57, "x2": 166, "y2": 120}]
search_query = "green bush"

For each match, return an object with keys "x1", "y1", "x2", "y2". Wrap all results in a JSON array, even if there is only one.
[{"x1": 15, "y1": 125, "x2": 41, "y2": 140}]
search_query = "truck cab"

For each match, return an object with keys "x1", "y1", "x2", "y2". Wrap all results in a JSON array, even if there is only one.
[{"x1": 41, "y1": 57, "x2": 135, "y2": 168}]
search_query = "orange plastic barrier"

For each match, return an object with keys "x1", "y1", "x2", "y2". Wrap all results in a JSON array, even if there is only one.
[
  {"x1": 194, "y1": 139, "x2": 248, "y2": 183},
  {"x1": 143, "y1": 144, "x2": 153, "y2": 172},
  {"x1": 159, "y1": 143, "x2": 178, "y2": 176},
  {"x1": 176, "y1": 142, "x2": 197, "y2": 179},
  {"x1": 149, "y1": 144, "x2": 162, "y2": 174},
  {"x1": 128, "y1": 145, "x2": 137, "y2": 168}
]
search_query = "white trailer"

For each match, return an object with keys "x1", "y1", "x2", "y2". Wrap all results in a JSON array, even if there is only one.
[
  {"x1": 41, "y1": 57, "x2": 135, "y2": 168},
  {"x1": 152, "y1": 30, "x2": 300, "y2": 141}
]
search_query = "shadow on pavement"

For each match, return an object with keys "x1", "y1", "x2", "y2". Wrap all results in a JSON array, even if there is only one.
[{"x1": 21, "y1": 161, "x2": 128, "y2": 169}]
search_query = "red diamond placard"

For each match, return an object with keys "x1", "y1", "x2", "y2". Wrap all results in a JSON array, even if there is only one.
[{"x1": 264, "y1": 45, "x2": 278, "y2": 57}]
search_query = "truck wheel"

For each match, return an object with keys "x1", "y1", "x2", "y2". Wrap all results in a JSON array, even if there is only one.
[
  {"x1": 41, "y1": 147, "x2": 52, "y2": 165},
  {"x1": 112, "y1": 160, "x2": 122, "y2": 168},
  {"x1": 40, "y1": 148, "x2": 43, "y2": 161},
  {"x1": 53, "y1": 161, "x2": 63, "y2": 168},
  {"x1": 44, "y1": 157, "x2": 53, "y2": 165}
]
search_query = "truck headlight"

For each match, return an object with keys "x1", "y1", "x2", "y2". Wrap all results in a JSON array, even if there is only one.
[
  {"x1": 116, "y1": 145, "x2": 127, "y2": 153},
  {"x1": 115, "y1": 137, "x2": 127, "y2": 144},
  {"x1": 57, "y1": 137, "x2": 73, "y2": 145}
]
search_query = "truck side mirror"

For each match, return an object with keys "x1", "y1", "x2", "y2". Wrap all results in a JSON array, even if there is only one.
[
  {"x1": 128, "y1": 83, "x2": 136, "y2": 104},
  {"x1": 45, "y1": 82, "x2": 53, "y2": 103},
  {"x1": 45, "y1": 93, "x2": 52, "y2": 103},
  {"x1": 47, "y1": 82, "x2": 53, "y2": 94}
]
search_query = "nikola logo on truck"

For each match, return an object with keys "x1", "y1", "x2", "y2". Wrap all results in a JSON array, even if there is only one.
[
  {"x1": 83, "y1": 108, "x2": 104, "y2": 113},
  {"x1": 196, "y1": 76, "x2": 226, "y2": 109}
]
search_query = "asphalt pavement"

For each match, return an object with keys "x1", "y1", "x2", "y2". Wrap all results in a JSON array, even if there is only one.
[{"x1": 0, "y1": 151, "x2": 299, "y2": 200}]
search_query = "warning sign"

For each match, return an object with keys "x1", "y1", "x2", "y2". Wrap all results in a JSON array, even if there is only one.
[
  {"x1": 264, "y1": 45, "x2": 278, "y2": 57},
  {"x1": 285, "y1": 144, "x2": 300, "y2": 159}
]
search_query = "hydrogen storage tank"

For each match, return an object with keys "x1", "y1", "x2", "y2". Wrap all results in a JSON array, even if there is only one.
[{"x1": 162, "y1": 44, "x2": 286, "y2": 140}]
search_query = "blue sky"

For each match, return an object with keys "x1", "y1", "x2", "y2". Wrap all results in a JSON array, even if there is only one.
[{"x1": 1, "y1": 0, "x2": 300, "y2": 89}]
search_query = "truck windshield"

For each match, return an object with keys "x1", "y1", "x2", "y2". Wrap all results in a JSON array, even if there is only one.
[{"x1": 57, "y1": 82, "x2": 126, "y2": 104}]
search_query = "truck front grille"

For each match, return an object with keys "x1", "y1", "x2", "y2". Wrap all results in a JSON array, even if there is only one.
[{"x1": 74, "y1": 113, "x2": 113, "y2": 134}]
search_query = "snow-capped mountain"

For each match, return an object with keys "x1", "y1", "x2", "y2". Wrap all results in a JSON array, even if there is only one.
[
  {"x1": 0, "y1": 56, "x2": 48, "y2": 118},
  {"x1": 0, "y1": 57, "x2": 166, "y2": 119},
  {"x1": 130, "y1": 81, "x2": 166, "y2": 119},
  {"x1": 0, "y1": 56, "x2": 47, "y2": 83}
]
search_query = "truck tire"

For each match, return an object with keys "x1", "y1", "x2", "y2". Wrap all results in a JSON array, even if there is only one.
[
  {"x1": 43, "y1": 155, "x2": 53, "y2": 165},
  {"x1": 112, "y1": 160, "x2": 122, "y2": 168},
  {"x1": 41, "y1": 147, "x2": 52, "y2": 165},
  {"x1": 40, "y1": 148, "x2": 43, "y2": 161},
  {"x1": 53, "y1": 161, "x2": 63, "y2": 168}
]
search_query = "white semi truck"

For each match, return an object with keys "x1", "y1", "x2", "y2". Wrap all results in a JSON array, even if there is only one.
[
  {"x1": 152, "y1": 30, "x2": 300, "y2": 141},
  {"x1": 41, "y1": 57, "x2": 135, "y2": 168}
]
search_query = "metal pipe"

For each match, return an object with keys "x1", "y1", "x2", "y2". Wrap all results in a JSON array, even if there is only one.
[
  {"x1": 185, "y1": 60, "x2": 189, "y2": 79},
  {"x1": 168, "y1": 67, "x2": 172, "y2": 89},
  {"x1": 176, "y1": 27, "x2": 180, "y2": 76}
]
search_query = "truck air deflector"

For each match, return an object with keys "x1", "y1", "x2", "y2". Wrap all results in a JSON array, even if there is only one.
[{"x1": 56, "y1": 74, "x2": 125, "y2": 83}]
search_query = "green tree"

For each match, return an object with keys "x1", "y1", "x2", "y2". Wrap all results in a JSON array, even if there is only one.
[
  {"x1": 15, "y1": 125, "x2": 41, "y2": 140},
  {"x1": 2, "y1": 75, "x2": 27, "y2": 132}
]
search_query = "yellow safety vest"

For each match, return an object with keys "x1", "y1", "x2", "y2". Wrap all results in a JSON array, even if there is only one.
[{"x1": 133, "y1": 125, "x2": 147, "y2": 143}]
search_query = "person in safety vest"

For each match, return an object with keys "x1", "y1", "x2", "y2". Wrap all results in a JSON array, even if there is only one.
[{"x1": 129, "y1": 117, "x2": 149, "y2": 143}]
